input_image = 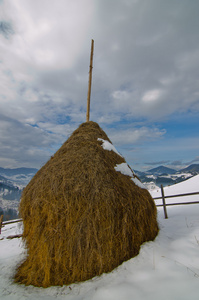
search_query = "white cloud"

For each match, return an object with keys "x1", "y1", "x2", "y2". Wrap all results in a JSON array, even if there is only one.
[
  {"x1": 112, "y1": 90, "x2": 130, "y2": 101},
  {"x1": 142, "y1": 89, "x2": 163, "y2": 103},
  {"x1": 1, "y1": 0, "x2": 95, "y2": 69},
  {"x1": 0, "y1": 0, "x2": 199, "y2": 168},
  {"x1": 108, "y1": 127, "x2": 166, "y2": 146}
]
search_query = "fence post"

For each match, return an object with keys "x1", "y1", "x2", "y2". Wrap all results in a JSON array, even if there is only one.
[
  {"x1": 0, "y1": 215, "x2": 3, "y2": 234},
  {"x1": 161, "y1": 184, "x2": 168, "y2": 219}
]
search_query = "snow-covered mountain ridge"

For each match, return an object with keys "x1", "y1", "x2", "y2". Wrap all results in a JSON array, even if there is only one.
[
  {"x1": 0, "y1": 168, "x2": 38, "y2": 220},
  {"x1": 135, "y1": 164, "x2": 199, "y2": 190}
]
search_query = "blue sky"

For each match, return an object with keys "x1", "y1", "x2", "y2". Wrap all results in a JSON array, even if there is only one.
[{"x1": 0, "y1": 0, "x2": 199, "y2": 171}]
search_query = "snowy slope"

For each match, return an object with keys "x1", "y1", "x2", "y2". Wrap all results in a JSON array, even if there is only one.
[
  {"x1": 0, "y1": 176, "x2": 199, "y2": 300},
  {"x1": 151, "y1": 174, "x2": 199, "y2": 195},
  {"x1": 150, "y1": 174, "x2": 199, "y2": 205}
]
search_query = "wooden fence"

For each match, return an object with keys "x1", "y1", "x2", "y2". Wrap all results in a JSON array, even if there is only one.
[
  {"x1": 2, "y1": 218, "x2": 22, "y2": 225},
  {"x1": 0, "y1": 218, "x2": 22, "y2": 234},
  {"x1": 153, "y1": 184, "x2": 199, "y2": 219}
]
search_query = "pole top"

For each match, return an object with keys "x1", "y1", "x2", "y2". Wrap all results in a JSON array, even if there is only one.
[{"x1": 86, "y1": 39, "x2": 94, "y2": 122}]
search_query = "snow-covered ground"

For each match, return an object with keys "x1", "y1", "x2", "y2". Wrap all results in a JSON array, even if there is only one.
[
  {"x1": 0, "y1": 176, "x2": 199, "y2": 300},
  {"x1": 144, "y1": 181, "x2": 159, "y2": 191},
  {"x1": 150, "y1": 174, "x2": 199, "y2": 205},
  {"x1": 158, "y1": 172, "x2": 193, "y2": 180}
]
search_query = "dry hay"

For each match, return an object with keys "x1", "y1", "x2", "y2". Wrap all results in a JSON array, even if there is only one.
[{"x1": 15, "y1": 121, "x2": 159, "y2": 287}]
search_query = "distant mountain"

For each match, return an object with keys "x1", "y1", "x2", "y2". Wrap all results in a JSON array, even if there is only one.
[
  {"x1": 133, "y1": 170, "x2": 145, "y2": 177},
  {"x1": 0, "y1": 181, "x2": 21, "y2": 201},
  {"x1": 139, "y1": 164, "x2": 199, "y2": 189},
  {"x1": 0, "y1": 167, "x2": 38, "y2": 188},
  {"x1": 0, "y1": 167, "x2": 38, "y2": 177},
  {"x1": 146, "y1": 166, "x2": 176, "y2": 175},
  {"x1": 0, "y1": 167, "x2": 39, "y2": 220},
  {"x1": 179, "y1": 164, "x2": 199, "y2": 173},
  {"x1": 0, "y1": 174, "x2": 6, "y2": 181}
]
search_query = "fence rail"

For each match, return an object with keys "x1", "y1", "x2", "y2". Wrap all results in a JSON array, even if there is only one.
[
  {"x1": 154, "y1": 184, "x2": 199, "y2": 218},
  {"x1": 156, "y1": 201, "x2": 199, "y2": 207},
  {"x1": 2, "y1": 218, "x2": 22, "y2": 225},
  {"x1": 153, "y1": 191, "x2": 199, "y2": 200}
]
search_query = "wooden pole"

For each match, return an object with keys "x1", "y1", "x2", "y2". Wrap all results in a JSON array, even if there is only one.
[
  {"x1": 86, "y1": 39, "x2": 94, "y2": 122},
  {"x1": 0, "y1": 215, "x2": 3, "y2": 234},
  {"x1": 161, "y1": 184, "x2": 168, "y2": 219}
]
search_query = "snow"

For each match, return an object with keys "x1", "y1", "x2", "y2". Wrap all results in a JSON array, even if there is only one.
[
  {"x1": 146, "y1": 174, "x2": 156, "y2": 179},
  {"x1": 159, "y1": 173, "x2": 193, "y2": 179},
  {"x1": 115, "y1": 163, "x2": 147, "y2": 189},
  {"x1": 97, "y1": 138, "x2": 122, "y2": 157},
  {"x1": 0, "y1": 199, "x2": 19, "y2": 212},
  {"x1": 144, "y1": 182, "x2": 159, "y2": 191},
  {"x1": 131, "y1": 176, "x2": 147, "y2": 189},
  {"x1": 1, "y1": 174, "x2": 35, "y2": 188},
  {"x1": 98, "y1": 139, "x2": 147, "y2": 190},
  {"x1": 1, "y1": 176, "x2": 199, "y2": 299},
  {"x1": 114, "y1": 162, "x2": 133, "y2": 177},
  {"x1": 150, "y1": 174, "x2": 199, "y2": 205}
]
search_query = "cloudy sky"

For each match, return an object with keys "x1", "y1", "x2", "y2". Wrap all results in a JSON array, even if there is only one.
[{"x1": 0, "y1": 0, "x2": 199, "y2": 171}]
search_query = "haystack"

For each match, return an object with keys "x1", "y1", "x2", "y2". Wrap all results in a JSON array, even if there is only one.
[{"x1": 15, "y1": 121, "x2": 158, "y2": 287}]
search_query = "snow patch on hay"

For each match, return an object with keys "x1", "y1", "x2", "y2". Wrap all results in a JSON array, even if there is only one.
[
  {"x1": 98, "y1": 138, "x2": 122, "y2": 157},
  {"x1": 98, "y1": 138, "x2": 146, "y2": 189},
  {"x1": 115, "y1": 163, "x2": 146, "y2": 189}
]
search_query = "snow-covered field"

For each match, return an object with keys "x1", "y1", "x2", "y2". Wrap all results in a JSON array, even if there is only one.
[
  {"x1": 151, "y1": 174, "x2": 199, "y2": 205},
  {"x1": 1, "y1": 176, "x2": 199, "y2": 300}
]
